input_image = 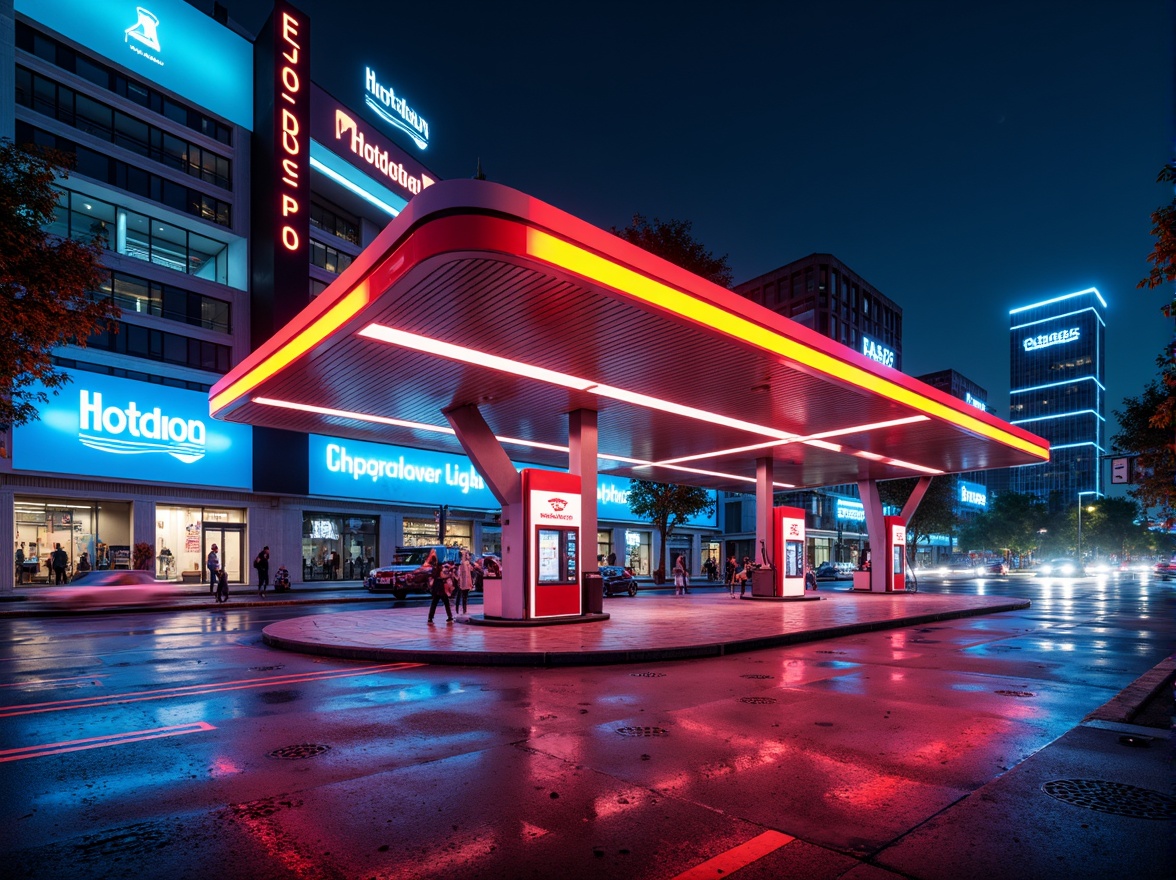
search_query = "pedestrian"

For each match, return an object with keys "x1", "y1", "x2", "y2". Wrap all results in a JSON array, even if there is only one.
[
  {"x1": 331, "y1": 549, "x2": 341, "y2": 580},
  {"x1": 725, "y1": 554, "x2": 737, "y2": 595},
  {"x1": 455, "y1": 549, "x2": 474, "y2": 616},
  {"x1": 51, "y1": 542, "x2": 68, "y2": 584},
  {"x1": 424, "y1": 549, "x2": 454, "y2": 625},
  {"x1": 207, "y1": 543, "x2": 220, "y2": 593},
  {"x1": 254, "y1": 545, "x2": 270, "y2": 595},
  {"x1": 672, "y1": 554, "x2": 687, "y2": 596},
  {"x1": 14, "y1": 543, "x2": 24, "y2": 583},
  {"x1": 76, "y1": 551, "x2": 92, "y2": 573},
  {"x1": 607, "y1": 551, "x2": 617, "y2": 566},
  {"x1": 735, "y1": 556, "x2": 752, "y2": 597},
  {"x1": 805, "y1": 564, "x2": 818, "y2": 591}
]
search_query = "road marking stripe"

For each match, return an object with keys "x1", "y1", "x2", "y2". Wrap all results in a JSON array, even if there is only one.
[
  {"x1": 0, "y1": 674, "x2": 109, "y2": 689},
  {"x1": 0, "y1": 662, "x2": 422, "y2": 718},
  {"x1": 670, "y1": 830, "x2": 795, "y2": 880},
  {"x1": 0, "y1": 721, "x2": 216, "y2": 762}
]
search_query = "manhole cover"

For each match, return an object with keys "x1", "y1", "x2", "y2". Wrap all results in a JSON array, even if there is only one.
[
  {"x1": 616, "y1": 726, "x2": 668, "y2": 737},
  {"x1": 267, "y1": 743, "x2": 331, "y2": 760},
  {"x1": 739, "y1": 696, "x2": 778, "y2": 704},
  {"x1": 630, "y1": 672, "x2": 666, "y2": 678},
  {"x1": 1041, "y1": 780, "x2": 1176, "y2": 820},
  {"x1": 250, "y1": 665, "x2": 285, "y2": 671},
  {"x1": 995, "y1": 690, "x2": 1036, "y2": 698},
  {"x1": 73, "y1": 823, "x2": 172, "y2": 861},
  {"x1": 741, "y1": 674, "x2": 774, "y2": 679}
]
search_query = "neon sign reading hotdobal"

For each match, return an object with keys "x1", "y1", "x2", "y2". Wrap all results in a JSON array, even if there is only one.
[
  {"x1": 862, "y1": 336, "x2": 896, "y2": 368},
  {"x1": 335, "y1": 110, "x2": 435, "y2": 196},
  {"x1": 1023, "y1": 327, "x2": 1080, "y2": 351},
  {"x1": 365, "y1": 66, "x2": 429, "y2": 150}
]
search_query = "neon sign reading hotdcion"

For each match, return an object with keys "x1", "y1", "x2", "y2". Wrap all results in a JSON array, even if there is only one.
[
  {"x1": 365, "y1": 67, "x2": 429, "y2": 150},
  {"x1": 1023, "y1": 328, "x2": 1080, "y2": 351}
]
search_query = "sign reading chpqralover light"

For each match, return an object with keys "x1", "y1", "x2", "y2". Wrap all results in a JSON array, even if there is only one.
[
  {"x1": 12, "y1": 372, "x2": 252, "y2": 489},
  {"x1": 1022, "y1": 327, "x2": 1080, "y2": 352},
  {"x1": 364, "y1": 66, "x2": 429, "y2": 150}
]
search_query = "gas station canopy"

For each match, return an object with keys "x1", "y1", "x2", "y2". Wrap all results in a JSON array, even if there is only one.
[{"x1": 210, "y1": 180, "x2": 1048, "y2": 493}]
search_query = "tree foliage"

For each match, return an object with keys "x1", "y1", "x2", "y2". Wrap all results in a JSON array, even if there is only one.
[
  {"x1": 956, "y1": 492, "x2": 1049, "y2": 562},
  {"x1": 876, "y1": 476, "x2": 958, "y2": 555},
  {"x1": 1139, "y1": 164, "x2": 1176, "y2": 293},
  {"x1": 0, "y1": 139, "x2": 118, "y2": 428},
  {"x1": 1112, "y1": 381, "x2": 1176, "y2": 526},
  {"x1": 612, "y1": 215, "x2": 734, "y2": 287},
  {"x1": 627, "y1": 480, "x2": 715, "y2": 581},
  {"x1": 1072, "y1": 496, "x2": 1152, "y2": 558}
]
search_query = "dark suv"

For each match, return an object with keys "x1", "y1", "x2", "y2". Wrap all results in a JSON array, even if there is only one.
[{"x1": 366, "y1": 545, "x2": 462, "y2": 599}]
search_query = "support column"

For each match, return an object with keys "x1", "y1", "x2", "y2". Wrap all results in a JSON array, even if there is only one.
[
  {"x1": 444, "y1": 404, "x2": 523, "y2": 618},
  {"x1": 132, "y1": 498, "x2": 156, "y2": 568},
  {"x1": 857, "y1": 479, "x2": 886, "y2": 592},
  {"x1": 0, "y1": 487, "x2": 13, "y2": 594},
  {"x1": 569, "y1": 409, "x2": 598, "y2": 565},
  {"x1": 900, "y1": 476, "x2": 933, "y2": 522},
  {"x1": 756, "y1": 457, "x2": 774, "y2": 567}
]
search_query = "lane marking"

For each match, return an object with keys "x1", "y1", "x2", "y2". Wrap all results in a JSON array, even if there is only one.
[
  {"x1": 0, "y1": 662, "x2": 423, "y2": 718},
  {"x1": 671, "y1": 830, "x2": 795, "y2": 879},
  {"x1": 0, "y1": 674, "x2": 109, "y2": 689},
  {"x1": 0, "y1": 721, "x2": 216, "y2": 762}
]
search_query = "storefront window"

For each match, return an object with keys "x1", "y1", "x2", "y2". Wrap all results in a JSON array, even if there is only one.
[
  {"x1": 302, "y1": 513, "x2": 378, "y2": 581},
  {"x1": 625, "y1": 529, "x2": 651, "y2": 576},
  {"x1": 597, "y1": 530, "x2": 613, "y2": 566},
  {"x1": 481, "y1": 525, "x2": 501, "y2": 556},
  {"x1": 403, "y1": 516, "x2": 471, "y2": 551},
  {"x1": 155, "y1": 506, "x2": 245, "y2": 582},
  {"x1": 14, "y1": 498, "x2": 130, "y2": 582}
]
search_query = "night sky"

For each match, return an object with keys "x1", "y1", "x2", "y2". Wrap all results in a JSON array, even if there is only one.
[{"x1": 220, "y1": 0, "x2": 1171, "y2": 443}]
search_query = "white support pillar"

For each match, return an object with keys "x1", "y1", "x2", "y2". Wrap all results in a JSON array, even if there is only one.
[
  {"x1": 756, "y1": 457, "x2": 774, "y2": 568},
  {"x1": 901, "y1": 476, "x2": 933, "y2": 522},
  {"x1": 857, "y1": 479, "x2": 886, "y2": 592},
  {"x1": 569, "y1": 409, "x2": 598, "y2": 570}
]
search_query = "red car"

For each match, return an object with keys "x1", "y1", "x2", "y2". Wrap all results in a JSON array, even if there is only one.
[{"x1": 984, "y1": 560, "x2": 1009, "y2": 575}]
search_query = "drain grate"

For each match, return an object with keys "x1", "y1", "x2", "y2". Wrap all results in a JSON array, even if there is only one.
[
  {"x1": 630, "y1": 672, "x2": 666, "y2": 678},
  {"x1": 1041, "y1": 779, "x2": 1176, "y2": 820},
  {"x1": 616, "y1": 726, "x2": 668, "y2": 737},
  {"x1": 73, "y1": 823, "x2": 173, "y2": 861},
  {"x1": 741, "y1": 674, "x2": 774, "y2": 679},
  {"x1": 995, "y1": 690, "x2": 1036, "y2": 698},
  {"x1": 250, "y1": 664, "x2": 285, "y2": 671},
  {"x1": 739, "y1": 696, "x2": 778, "y2": 704},
  {"x1": 268, "y1": 743, "x2": 331, "y2": 760}
]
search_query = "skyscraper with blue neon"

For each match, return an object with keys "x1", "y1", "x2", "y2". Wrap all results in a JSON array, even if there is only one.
[{"x1": 1007, "y1": 288, "x2": 1106, "y2": 510}]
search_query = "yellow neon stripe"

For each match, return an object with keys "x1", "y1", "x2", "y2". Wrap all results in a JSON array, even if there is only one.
[
  {"x1": 669, "y1": 830, "x2": 794, "y2": 880},
  {"x1": 527, "y1": 230, "x2": 1048, "y2": 460},
  {"x1": 211, "y1": 283, "x2": 372, "y2": 413}
]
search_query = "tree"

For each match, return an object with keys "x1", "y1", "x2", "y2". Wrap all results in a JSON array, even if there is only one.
[
  {"x1": 1112, "y1": 381, "x2": 1176, "y2": 527},
  {"x1": 957, "y1": 492, "x2": 1048, "y2": 566},
  {"x1": 0, "y1": 139, "x2": 118, "y2": 429},
  {"x1": 1077, "y1": 496, "x2": 1151, "y2": 559},
  {"x1": 612, "y1": 215, "x2": 734, "y2": 287},
  {"x1": 876, "y1": 476, "x2": 958, "y2": 562},
  {"x1": 627, "y1": 480, "x2": 715, "y2": 582}
]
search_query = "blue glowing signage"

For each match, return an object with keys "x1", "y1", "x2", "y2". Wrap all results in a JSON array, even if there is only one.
[
  {"x1": 12, "y1": 372, "x2": 252, "y2": 489},
  {"x1": 308, "y1": 435, "x2": 717, "y2": 526},
  {"x1": 861, "y1": 335, "x2": 896, "y2": 368},
  {"x1": 965, "y1": 392, "x2": 988, "y2": 412},
  {"x1": 959, "y1": 480, "x2": 987, "y2": 509},
  {"x1": 834, "y1": 498, "x2": 866, "y2": 522},
  {"x1": 364, "y1": 66, "x2": 430, "y2": 150},
  {"x1": 1022, "y1": 327, "x2": 1080, "y2": 352},
  {"x1": 17, "y1": 0, "x2": 254, "y2": 130}
]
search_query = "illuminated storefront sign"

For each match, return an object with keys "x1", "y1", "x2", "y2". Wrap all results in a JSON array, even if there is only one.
[
  {"x1": 959, "y1": 480, "x2": 987, "y2": 508},
  {"x1": 1023, "y1": 327, "x2": 1080, "y2": 352},
  {"x1": 12, "y1": 373, "x2": 252, "y2": 488},
  {"x1": 835, "y1": 498, "x2": 866, "y2": 522},
  {"x1": 310, "y1": 86, "x2": 437, "y2": 204},
  {"x1": 16, "y1": 0, "x2": 253, "y2": 129},
  {"x1": 308, "y1": 434, "x2": 716, "y2": 526},
  {"x1": 861, "y1": 336, "x2": 896, "y2": 368},
  {"x1": 965, "y1": 392, "x2": 988, "y2": 412},
  {"x1": 276, "y1": 9, "x2": 307, "y2": 254},
  {"x1": 364, "y1": 66, "x2": 430, "y2": 150}
]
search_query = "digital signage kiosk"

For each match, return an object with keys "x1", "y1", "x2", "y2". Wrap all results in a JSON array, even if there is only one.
[
  {"x1": 755, "y1": 505, "x2": 806, "y2": 598},
  {"x1": 525, "y1": 469, "x2": 582, "y2": 619},
  {"x1": 885, "y1": 516, "x2": 907, "y2": 592}
]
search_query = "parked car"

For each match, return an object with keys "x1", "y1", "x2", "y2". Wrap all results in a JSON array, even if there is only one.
[
  {"x1": 599, "y1": 565, "x2": 638, "y2": 597},
  {"x1": 814, "y1": 561, "x2": 851, "y2": 580},
  {"x1": 1038, "y1": 557, "x2": 1084, "y2": 578},
  {"x1": 366, "y1": 545, "x2": 462, "y2": 598},
  {"x1": 983, "y1": 559, "x2": 1009, "y2": 575},
  {"x1": 1152, "y1": 560, "x2": 1176, "y2": 580},
  {"x1": 45, "y1": 570, "x2": 178, "y2": 610}
]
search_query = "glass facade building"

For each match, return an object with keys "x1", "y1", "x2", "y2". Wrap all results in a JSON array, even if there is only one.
[{"x1": 1007, "y1": 288, "x2": 1106, "y2": 510}]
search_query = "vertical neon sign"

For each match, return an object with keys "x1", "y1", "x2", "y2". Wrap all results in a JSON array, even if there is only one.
[{"x1": 277, "y1": 10, "x2": 304, "y2": 252}]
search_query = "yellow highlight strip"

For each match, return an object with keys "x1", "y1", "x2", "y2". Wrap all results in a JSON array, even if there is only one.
[
  {"x1": 526, "y1": 230, "x2": 1048, "y2": 460},
  {"x1": 670, "y1": 829, "x2": 795, "y2": 880},
  {"x1": 210, "y1": 283, "x2": 373, "y2": 414}
]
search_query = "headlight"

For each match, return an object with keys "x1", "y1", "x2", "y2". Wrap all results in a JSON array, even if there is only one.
[{"x1": 1059, "y1": 563, "x2": 1075, "y2": 576}]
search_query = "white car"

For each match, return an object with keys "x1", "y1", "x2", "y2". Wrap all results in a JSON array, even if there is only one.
[{"x1": 46, "y1": 570, "x2": 179, "y2": 610}]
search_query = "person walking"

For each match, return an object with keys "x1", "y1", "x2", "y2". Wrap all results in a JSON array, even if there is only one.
[
  {"x1": 14, "y1": 543, "x2": 24, "y2": 584},
  {"x1": 254, "y1": 545, "x2": 271, "y2": 596},
  {"x1": 736, "y1": 556, "x2": 752, "y2": 597},
  {"x1": 805, "y1": 564, "x2": 819, "y2": 591},
  {"x1": 424, "y1": 549, "x2": 454, "y2": 625},
  {"x1": 207, "y1": 543, "x2": 220, "y2": 593},
  {"x1": 725, "y1": 555, "x2": 737, "y2": 596},
  {"x1": 51, "y1": 543, "x2": 68, "y2": 584},
  {"x1": 454, "y1": 549, "x2": 474, "y2": 616},
  {"x1": 672, "y1": 554, "x2": 687, "y2": 596}
]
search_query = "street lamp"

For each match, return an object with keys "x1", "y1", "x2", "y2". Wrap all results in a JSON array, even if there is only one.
[{"x1": 1076, "y1": 491, "x2": 1098, "y2": 568}]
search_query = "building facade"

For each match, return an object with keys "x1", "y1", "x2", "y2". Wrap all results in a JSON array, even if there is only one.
[
  {"x1": 1007, "y1": 287, "x2": 1107, "y2": 511},
  {"x1": 1, "y1": 0, "x2": 717, "y2": 589}
]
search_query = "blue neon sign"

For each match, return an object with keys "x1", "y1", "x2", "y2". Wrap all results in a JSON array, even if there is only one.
[
  {"x1": 18, "y1": 0, "x2": 254, "y2": 130},
  {"x1": 834, "y1": 498, "x2": 865, "y2": 522},
  {"x1": 12, "y1": 372, "x2": 252, "y2": 489},
  {"x1": 308, "y1": 435, "x2": 717, "y2": 526},
  {"x1": 959, "y1": 480, "x2": 987, "y2": 509}
]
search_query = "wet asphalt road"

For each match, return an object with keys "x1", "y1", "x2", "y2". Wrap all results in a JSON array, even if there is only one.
[{"x1": 1, "y1": 576, "x2": 1172, "y2": 880}]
